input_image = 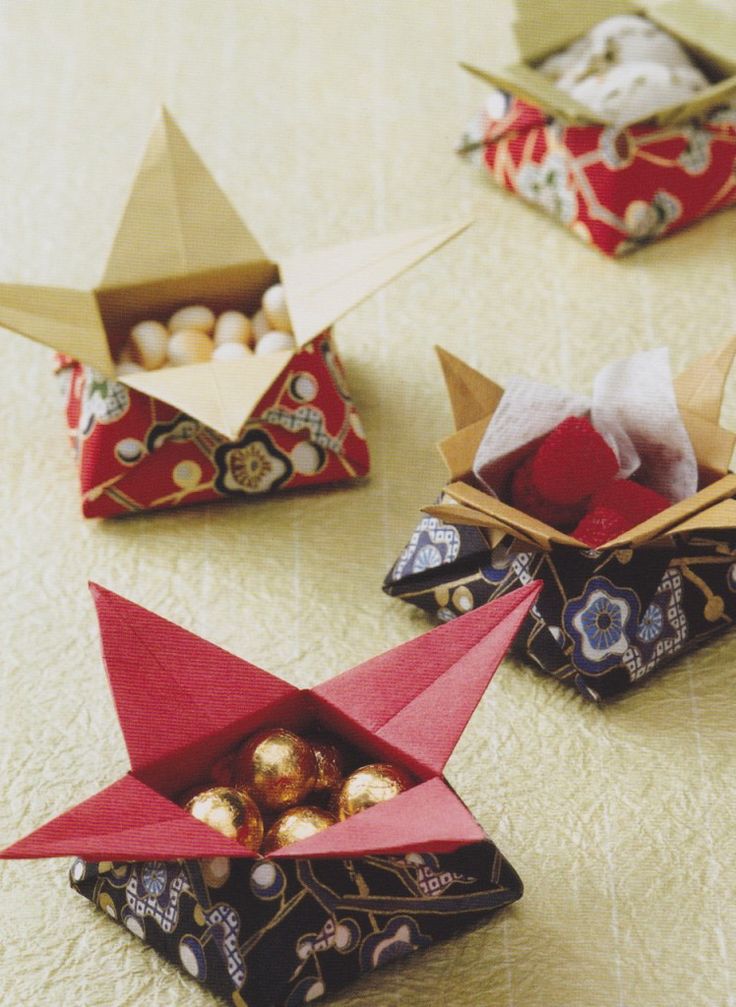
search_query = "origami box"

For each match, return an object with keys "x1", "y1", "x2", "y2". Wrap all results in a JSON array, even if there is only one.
[
  {"x1": 2, "y1": 581, "x2": 539, "y2": 1007},
  {"x1": 0, "y1": 109, "x2": 466, "y2": 517},
  {"x1": 459, "y1": 0, "x2": 736, "y2": 256},
  {"x1": 384, "y1": 340, "x2": 736, "y2": 701}
]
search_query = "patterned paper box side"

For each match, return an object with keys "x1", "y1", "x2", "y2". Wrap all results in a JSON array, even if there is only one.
[{"x1": 70, "y1": 842, "x2": 521, "y2": 1007}]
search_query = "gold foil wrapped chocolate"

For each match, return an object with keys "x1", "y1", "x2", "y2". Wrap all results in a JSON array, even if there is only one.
[
  {"x1": 235, "y1": 728, "x2": 317, "y2": 811},
  {"x1": 262, "y1": 806, "x2": 337, "y2": 854},
  {"x1": 307, "y1": 736, "x2": 346, "y2": 792},
  {"x1": 336, "y1": 763, "x2": 412, "y2": 820},
  {"x1": 185, "y1": 786, "x2": 264, "y2": 850}
]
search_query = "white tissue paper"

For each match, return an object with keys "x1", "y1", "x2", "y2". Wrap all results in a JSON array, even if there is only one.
[
  {"x1": 539, "y1": 13, "x2": 710, "y2": 126},
  {"x1": 473, "y1": 347, "x2": 698, "y2": 503}
]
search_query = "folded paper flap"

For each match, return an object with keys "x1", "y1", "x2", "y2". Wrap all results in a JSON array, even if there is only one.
[
  {"x1": 674, "y1": 336, "x2": 736, "y2": 426},
  {"x1": 280, "y1": 220, "x2": 472, "y2": 346},
  {"x1": 438, "y1": 416, "x2": 496, "y2": 482},
  {"x1": 436, "y1": 347, "x2": 505, "y2": 432},
  {"x1": 271, "y1": 778, "x2": 484, "y2": 859},
  {"x1": 423, "y1": 503, "x2": 540, "y2": 549},
  {"x1": 119, "y1": 350, "x2": 294, "y2": 440},
  {"x1": 102, "y1": 108, "x2": 267, "y2": 288},
  {"x1": 665, "y1": 497, "x2": 736, "y2": 536},
  {"x1": 654, "y1": 0, "x2": 736, "y2": 75},
  {"x1": 513, "y1": 0, "x2": 637, "y2": 64},
  {"x1": 90, "y1": 584, "x2": 296, "y2": 777},
  {"x1": 0, "y1": 285, "x2": 114, "y2": 377},
  {"x1": 0, "y1": 775, "x2": 255, "y2": 861},
  {"x1": 443, "y1": 482, "x2": 582, "y2": 549},
  {"x1": 314, "y1": 583, "x2": 540, "y2": 771}
]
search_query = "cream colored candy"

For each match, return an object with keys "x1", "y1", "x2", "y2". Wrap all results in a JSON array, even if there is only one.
[
  {"x1": 262, "y1": 284, "x2": 292, "y2": 333},
  {"x1": 251, "y1": 308, "x2": 270, "y2": 343},
  {"x1": 212, "y1": 341, "x2": 252, "y2": 362},
  {"x1": 570, "y1": 61, "x2": 707, "y2": 125},
  {"x1": 167, "y1": 329, "x2": 214, "y2": 366},
  {"x1": 255, "y1": 330, "x2": 296, "y2": 355},
  {"x1": 127, "y1": 319, "x2": 169, "y2": 370},
  {"x1": 116, "y1": 359, "x2": 145, "y2": 376},
  {"x1": 168, "y1": 304, "x2": 215, "y2": 334},
  {"x1": 213, "y1": 310, "x2": 252, "y2": 347}
]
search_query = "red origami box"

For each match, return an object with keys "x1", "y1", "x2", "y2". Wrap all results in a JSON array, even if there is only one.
[
  {"x1": 2, "y1": 581, "x2": 539, "y2": 1007},
  {"x1": 0, "y1": 109, "x2": 466, "y2": 517},
  {"x1": 458, "y1": 0, "x2": 736, "y2": 256}
]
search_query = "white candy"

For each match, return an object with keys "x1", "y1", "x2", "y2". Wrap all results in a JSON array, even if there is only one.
[
  {"x1": 570, "y1": 61, "x2": 708, "y2": 126},
  {"x1": 262, "y1": 284, "x2": 292, "y2": 333},
  {"x1": 127, "y1": 319, "x2": 169, "y2": 370},
  {"x1": 168, "y1": 304, "x2": 215, "y2": 334},
  {"x1": 251, "y1": 308, "x2": 270, "y2": 342},
  {"x1": 116, "y1": 359, "x2": 145, "y2": 376},
  {"x1": 254, "y1": 330, "x2": 296, "y2": 355},
  {"x1": 587, "y1": 15, "x2": 695, "y2": 71},
  {"x1": 213, "y1": 310, "x2": 252, "y2": 347},
  {"x1": 167, "y1": 329, "x2": 214, "y2": 366},
  {"x1": 212, "y1": 341, "x2": 252, "y2": 362}
]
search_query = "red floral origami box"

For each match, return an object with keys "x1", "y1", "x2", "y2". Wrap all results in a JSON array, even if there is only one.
[
  {"x1": 0, "y1": 109, "x2": 466, "y2": 516},
  {"x1": 459, "y1": 0, "x2": 736, "y2": 256},
  {"x1": 2, "y1": 581, "x2": 539, "y2": 1007}
]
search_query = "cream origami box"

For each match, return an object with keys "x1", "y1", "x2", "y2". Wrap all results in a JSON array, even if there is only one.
[
  {"x1": 459, "y1": 0, "x2": 736, "y2": 255},
  {"x1": 0, "y1": 110, "x2": 466, "y2": 516}
]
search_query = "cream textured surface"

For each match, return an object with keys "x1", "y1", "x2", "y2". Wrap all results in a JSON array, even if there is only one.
[{"x1": 1, "y1": 2, "x2": 736, "y2": 1006}]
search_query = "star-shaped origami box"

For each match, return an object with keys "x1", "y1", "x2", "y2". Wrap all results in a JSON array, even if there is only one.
[
  {"x1": 2, "y1": 580, "x2": 539, "y2": 1007},
  {"x1": 0, "y1": 109, "x2": 468, "y2": 517}
]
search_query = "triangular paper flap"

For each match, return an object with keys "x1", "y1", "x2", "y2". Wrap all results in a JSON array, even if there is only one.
[
  {"x1": 102, "y1": 108, "x2": 267, "y2": 288},
  {"x1": 436, "y1": 347, "x2": 504, "y2": 432},
  {"x1": 423, "y1": 503, "x2": 540, "y2": 548},
  {"x1": 90, "y1": 584, "x2": 297, "y2": 783},
  {"x1": 438, "y1": 416, "x2": 495, "y2": 481},
  {"x1": 513, "y1": 0, "x2": 635, "y2": 65},
  {"x1": 674, "y1": 336, "x2": 736, "y2": 426},
  {"x1": 280, "y1": 220, "x2": 472, "y2": 346},
  {"x1": 271, "y1": 779, "x2": 484, "y2": 858},
  {"x1": 375, "y1": 584, "x2": 540, "y2": 775},
  {"x1": 0, "y1": 285, "x2": 114, "y2": 376},
  {"x1": 679, "y1": 409, "x2": 736, "y2": 477},
  {"x1": 654, "y1": 1, "x2": 736, "y2": 76},
  {"x1": 313, "y1": 583, "x2": 540, "y2": 757},
  {"x1": 0, "y1": 774, "x2": 257, "y2": 861},
  {"x1": 119, "y1": 351, "x2": 294, "y2": 439},
  {"x1": 662, "y1": 497, "x2": 736, "y2": 537}
]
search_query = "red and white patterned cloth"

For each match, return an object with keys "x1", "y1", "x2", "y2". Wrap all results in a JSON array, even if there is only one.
[
  {"x1": 56, "y1": 331, "x2": 369, "y2": 517},
  {"x1": 462, "y1": 92, "x2": 736, "y2": 256}
]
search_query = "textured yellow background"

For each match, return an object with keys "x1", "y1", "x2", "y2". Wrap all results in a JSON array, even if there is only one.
[{"x1": 1, "y1": 2, "x2": 735, "y2": 1005}]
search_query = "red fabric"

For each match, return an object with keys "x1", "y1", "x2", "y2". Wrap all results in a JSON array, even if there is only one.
[
  {"x1": 478, "y1": 96, "x2": 736, "y2": 256},
  {"x1": 56, "y1": 330, "x2": 370, "y2": 517}
]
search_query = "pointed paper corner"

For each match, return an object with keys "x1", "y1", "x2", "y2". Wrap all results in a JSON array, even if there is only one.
[
  {"x1": 435, "y1": 345, "x2": 504, "y2": 431},
  {"x1": 675, "y1": 335, "x2": 736, "y2": 426},
  {"x1": 101, "y1": 107, "x2": 267, "y2": 288},
  {"x1": 281, "y1": 219, "x2": 473, "y2": 346}
]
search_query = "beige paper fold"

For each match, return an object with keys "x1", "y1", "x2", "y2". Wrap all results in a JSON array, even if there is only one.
[
  {"x1": 463, "y1": 0, "x2": 736, "y2": 128},
  {"x1": 435, "y1": 347, "x2": 504, "y2": 432},
  {"x1": 0, "y1": 109, "x2": 470, "y2": 438},
  {"x1": 434, "y1": 337, "x2": 736, "y2": 550},
  {"x1": 280, "y1": 220, "x2": 472, "y2": 348}
]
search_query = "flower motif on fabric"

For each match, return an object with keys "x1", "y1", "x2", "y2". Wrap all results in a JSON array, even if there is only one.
[
  {"x1": 637, "y1": 602, "x2": 664, "y2": 643},
  {"x1": 678, "y1": 126, "x2": 712, "y2": 175},
  {"x1": 392, "y1": 515, "x2": 461, "y2": 581},
  {"x1": 563, "y1": 576, "x2": 640, "y2": 676},
  {"x1": 359, "y1": 915, "x2": 432, "y2": 972},
  {"x1": 623, "y1": 190, "x2": 681, "y2": 241},
  {"x1": 146, "y1": 414, "x2": 203, "y2": 454},
  {"x1": 214, "y1": 428, "x2": 293, "y2": 496},
  {"x1": 79, "y1": 371, "x2": 131, "y2": 438},
  {"x1": 516, "y1": 151, "x2": 577, "y2": 224}
]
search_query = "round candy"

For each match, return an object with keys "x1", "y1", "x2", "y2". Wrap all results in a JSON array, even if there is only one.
[
  {"x1": 251, "y1": 308, "x2": 270, "y2": 342},
  {"x1": 262, "y1": 806, "x2": 336, "y2": 854},
  {"x1": 213, "y1": 341, "x2": 252, "y2": 362},
  {"x1": 234, "y1": 728, "x2": 317, "y2": 812},
  {"x1": 185, "y1": 786, "x2": 264, "y2": 850},
  {"x1": 167, "y1": 329, "x2": 214, "y2": 366},
  {"x1": 127, "y1": 320, "x2": 169, "y2": 370},
  {"x1": 168, "y1": 304, "x2": 215, "y2": 334},
  {"x1": 336, "y1": 763, "x2": 412, "y2": 821},
  {"x1": 214, "y1": 310, "x2": 253, "y2": 347},
  {"x1": 255, "y1": 330, "x2": 296, "y2": 356},
  {"x1": 262, "y1": 284, "x2": 292, "y2": 333},
  {"x1": 307, "y1": 737, "x2": 345, "y2": 792},
  {"x1": 116, "y1": 359, "x2": 145, "y2": 376}
]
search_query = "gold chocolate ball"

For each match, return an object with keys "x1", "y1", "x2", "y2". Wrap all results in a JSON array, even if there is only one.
[
  {"x1": 307, "y1": 736, "x2": 346, "y2": 792},
  {"x1": 186, "y1": 787, "x2": 264, "y2": 850},
  {"x1": 337, "y1": 763, "x2": 412, "y2": 821},
  {"x1": 262, "y1": 806, "x2": 336, "y2": 854},
  {"x1": 235, "y1": 728, "x2": 317, "y2": 812}
]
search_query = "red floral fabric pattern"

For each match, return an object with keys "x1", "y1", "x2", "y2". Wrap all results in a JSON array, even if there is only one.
[
  {"x1": 464, "y1": 92, "x2": 736, "y2": 256},
  {"x1": 56, "y1": 331, "x2": 369, "y2": 517}
]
